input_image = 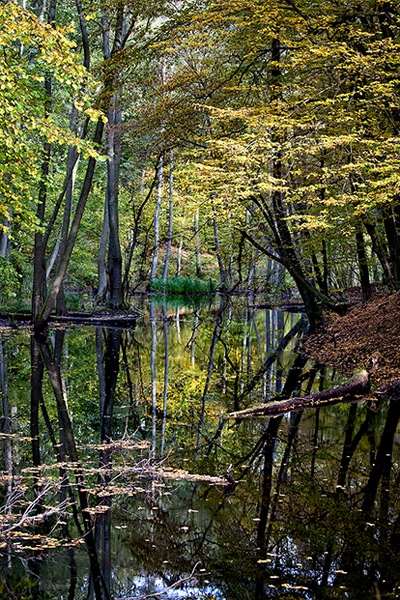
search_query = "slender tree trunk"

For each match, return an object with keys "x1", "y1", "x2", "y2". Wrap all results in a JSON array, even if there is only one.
[
  {"x1": 33, "y1": 0, "x2": 104, "y2": 324},
  {"x1": 311, "y1": 252, "x2": 326, "y2": 294},
  {"x1": 194, "y1": 209, "x2": 202, "y2": 278},
  {"x1": 322, "y1": 239, "x2": 329, "y2": 295},
  {"x1": 54, "y1": 108, "x2": 79, "y2": 315},
  {"x1": 38, "y1": 119, "x2": 104, "y2": 325},
  {"x1": 32, "y1": 0, "x2": 57, "y2": 321},
  {"x1": 176, "y1": 237, "x2": 183, "y2": 277},
  {"x1": 364, "y1": 222, "x2": 393, "y2": 287},
  {"x1": 384, "y1": 214, "x2": 400, "y2": 288},
  {"x1": 212, "y1": 205, "x2": 226, "y2": 290},
  {"x1": 32, "y1": 141, "x2": 51, "y2": 321},
  {"x1": 356, "y1": 228, "x2": 372, "y2": 300},
  {"x1": 97, "y1": 198, "x2": 109, "y2": 301},
  {"x1": 106, "y1": 95, "x2": 123, "y2": 308},
  {"x1": 264, "y1": 38, "x2": 327, "y2": 327},
  {"x1": 162, "y1": 149, "x2": 174, "y2": 281},
  {"x1": 0, "y1": 209, "x2": 12, "y2": 259},
  {"x1": 150, "y1": 150, "x2": 163, "y2": 281}
]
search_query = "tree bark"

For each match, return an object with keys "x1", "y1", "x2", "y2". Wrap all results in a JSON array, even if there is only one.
[
  {"x1": 37, "y1": 119, "x2": 104, "y2": 326},
  {"x1": 97, "y1": 196, "x2": 109, "y2": 301},
  {"x1": 32, "y1": 139, "x2": 51, "y2": 321},
  {"x1": 228, "y1": 369, "x2": 370, "y2": 419},
  {"x1": 212, "y1": 205, "x2": 226, "y2": 290},
  {"x1": 162, "y1": 149, "x2": 174, "y2": 281},
  {"x1": 194, "y1": 209, "x2": 202, "y2": 278},
  {"x1": 356, "y1": 228, "x2": 372, "y2": 301},
  {"x1": 384, "y1": 213, "x2": 400, "y2": 288},
  {"x1": 364, "y1": 221, "x2": 394, "y2": 287},
  {"x1": 106, "y1": 95, "x2": 123, "y2": 308},
  {"x1": 150, "y1": 150, "x2": 163, "y2": 281}
]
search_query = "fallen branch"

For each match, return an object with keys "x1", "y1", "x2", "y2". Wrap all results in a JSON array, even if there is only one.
[{"x1": 227, "y1": 369, "x2": 370, "y2": 419}]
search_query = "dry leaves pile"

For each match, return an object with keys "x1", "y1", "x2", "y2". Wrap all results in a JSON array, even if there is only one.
[{"x1": 302, "y1": 291, "x2": 400, "y2": 388}]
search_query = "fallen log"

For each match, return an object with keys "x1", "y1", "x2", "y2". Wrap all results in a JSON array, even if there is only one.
[
  {"x1": 227, "y1": 369, "x2": 370, "y2": 419},
  {"x1": 0, "y1": 310, "x2": 141, "y2": 331},
  {"x1": 48, "y1": 312, "x2": 140, "y2": 328}
]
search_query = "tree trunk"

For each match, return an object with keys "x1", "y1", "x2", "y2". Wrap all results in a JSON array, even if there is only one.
[
  {"x1": 38, "y1": 119, "x2": 105, "y2": 325},
  {"x1": 228, "y1": 368, "x2": 370, "y2": 419},
  {"x1": 162, "y1": 149, "x2": 174, "y2": 281},
  {"x1": 106, "y1": 95, "x2": 123, "y2": 308},
  {"x1": 32, "y1": 61, "x2": 52, "y2": 322},
  {"x1": 356, "y1": 228, "x2": 372, "y2": 301},
  {"x1": 176, "y1": 237, "x2": 183, "y2": 277},
  {"x1": 212, "y1": 205, "x2": 226, "y2": 290},
  {"x1": 194, "y1": 209, "x2": 202, "y2": 278},
  {"x1": 384, "y1": 213, "x2": 400, "y2": 288},
  {"x1": 150, "y1": 150, "x2": 163, "y2": 281},
  {"x1": 97, "y1": 197, "x2": 109, "y2": 301},
  {"x1": 0, "y1": 209, "x2": 12, "y2": 259},
  {"x1": 54, "y1": 108, "x2": 79, "y2": 315},
  {"x1": 364, "y1": 221, "x2": 394, "y2": 287}
]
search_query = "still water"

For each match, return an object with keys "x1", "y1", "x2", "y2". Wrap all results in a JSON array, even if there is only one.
[{"x1": 0, "y1": 296, "x2": 400, "y2": 599}]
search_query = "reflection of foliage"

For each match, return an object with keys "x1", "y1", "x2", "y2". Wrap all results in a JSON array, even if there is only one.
[
  {"x1": 149, "y1": 276, "x2": 218, "y2": 295},
  {"x1": 2, "y1": 300, "x2": 400, "y2": 597}
]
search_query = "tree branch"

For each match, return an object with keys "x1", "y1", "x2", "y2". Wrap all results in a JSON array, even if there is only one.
[{"x1": 228, "y1": 369, "x2": 371, "y2": 419}]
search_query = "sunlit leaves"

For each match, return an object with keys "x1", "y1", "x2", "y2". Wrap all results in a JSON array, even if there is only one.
[
  {"x1": 0, "y1": 2, "x2": 104, "y2": 232},
  {"x1": 163, "y1": 0, "x2": 400, "y2": 292}
]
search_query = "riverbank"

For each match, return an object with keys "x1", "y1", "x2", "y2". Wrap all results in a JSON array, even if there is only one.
[{"x1": 302, "y1": 289, "x2": 400, "y2": 388}]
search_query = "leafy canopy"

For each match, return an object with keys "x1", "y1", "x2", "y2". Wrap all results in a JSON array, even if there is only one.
[{"x1": 0, "y1": 1, "x2": 105, "y2": 232}]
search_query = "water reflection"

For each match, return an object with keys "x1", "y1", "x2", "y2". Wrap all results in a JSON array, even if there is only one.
[{"x1": 0, "y1": 297, "x2": 400, "y2": 598}]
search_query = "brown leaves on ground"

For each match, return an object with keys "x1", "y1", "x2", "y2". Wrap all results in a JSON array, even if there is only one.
[{"x1": 302, "y1": 291, "x2": 400, "y2": 388}]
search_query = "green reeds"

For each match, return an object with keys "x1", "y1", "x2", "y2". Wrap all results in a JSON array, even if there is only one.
[{"x1": 148, "y1": 277, "x2": 217, "y2": 295}]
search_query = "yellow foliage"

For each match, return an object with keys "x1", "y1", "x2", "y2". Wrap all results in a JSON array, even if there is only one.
[{"x1": 0, "y1": 2, "x2": 106, "y2": 231}]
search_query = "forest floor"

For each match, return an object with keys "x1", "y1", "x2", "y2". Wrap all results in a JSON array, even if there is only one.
[{"x1": 302, "y1": 287, "x2": 400, "y2": 389}]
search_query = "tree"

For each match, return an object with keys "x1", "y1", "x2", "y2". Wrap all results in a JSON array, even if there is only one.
[
  {"x1": 164, "y1": 0, "x2": 400, "y2": 323},
  {"x1": 0, "y1": 1, "x2": 106, "y2": 322}
]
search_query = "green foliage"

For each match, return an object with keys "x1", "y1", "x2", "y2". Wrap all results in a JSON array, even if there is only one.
[
  {"x1": 0, "y1": 2, "x2": 104, "y2": 234},
  {"x1": 2, "y1": 0, "x2": 399, "y2": 312},
  {"x1": 148, "y1": 276, "x2": 218, "y2": 295},
  {"x1": 0, "y1": 257, "x2": 21, "y2": 302}
]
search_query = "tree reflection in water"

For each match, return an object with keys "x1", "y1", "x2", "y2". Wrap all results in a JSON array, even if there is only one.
[{"x1": 0, "y1": 297, "x2": 400, "y2": 598}]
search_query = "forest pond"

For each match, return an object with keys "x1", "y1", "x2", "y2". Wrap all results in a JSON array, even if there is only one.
[{"x1": 1, "y1": 296, "x2": 400, "y2": 599}]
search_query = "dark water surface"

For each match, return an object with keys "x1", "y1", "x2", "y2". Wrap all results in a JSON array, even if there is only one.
[{"x1": 0, "y1": 296, "x2": 400, "y2": 599}]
